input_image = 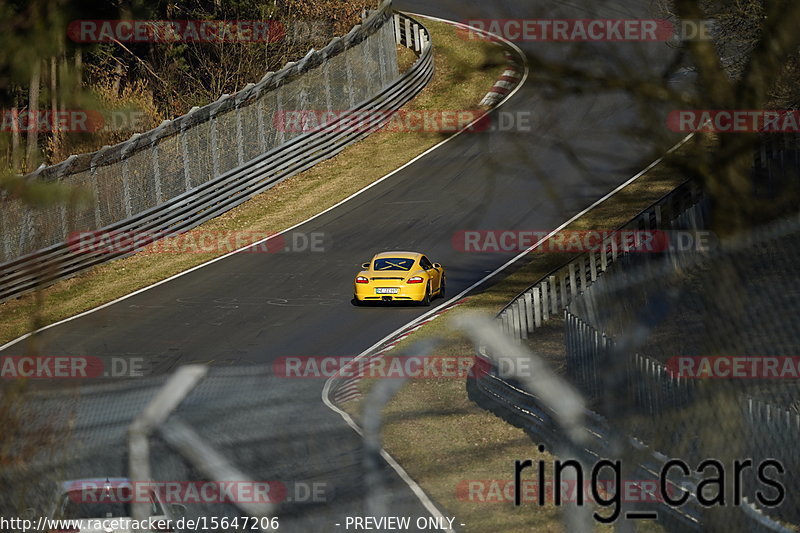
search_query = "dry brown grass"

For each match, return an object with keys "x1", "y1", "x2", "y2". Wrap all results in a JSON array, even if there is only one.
[
  {"x1": 0, "y1": 20, "x2": 505, "y2": 348},
  {"x1": 341, "y1": 140, "x2": 693, "y2": 533}
]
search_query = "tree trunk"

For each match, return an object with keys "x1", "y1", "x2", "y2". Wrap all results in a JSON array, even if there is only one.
[
  {"x1": 51, "y1": 56, "x2": 60, "y2": 162},
  {"x1": 25, "y1": 61, "x2": 41, "y2": 172},
  {"x1": 11, "y1": 88, "x2": 21, "y2": 171},
  {"x1": 112, "y1": 61, "x2": 123, "y2": 97}
]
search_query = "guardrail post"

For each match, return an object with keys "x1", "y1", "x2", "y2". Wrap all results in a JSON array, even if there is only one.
[
  {"x1": 549, "y1": 275, "x2": 558, "y2": 315},
  {"x1": 589, "y1": 251, "x2": 597, "y2": 281},
  {"x1": 558, "y1": 270, "x2": 567, "y2": 308},
  {"x1": 523, "y1": 292, "x2": 534, "y2": 335},
  {"x1": 323, "y1": 62, "x2": 334, "y2": 111},
  {"x1": 611, "y1": 234, "x2": 619, "y2": 262},
  {"x1": 179, "y1": 125, "x2": 192, "y2": 191},
  {"x1": 564, "y1": 310, "x2": 572, "y2": 362},
  {"x1": 568, "y1": 262, "x2": 578, "y2": 297},
  {"x1": 394, "y1": 14, "x2": 402, "y2": 45},
  {"x1": 151, "y1": 143, "x2": 163, "y2": 204},
  {"x1": 404, "y1": 18, "x2": 412, "y2": 48},
  {"x1": 256, "y1": 97, "x2": 268, "y2": 152},
  {"x1": 344, "y1": 53, "x2": 357, "y2": 108},
  {"x1": 541, "y1": 283, "x2": 550, "y2": 321},
  {"x1": 236, "y1": 104, "x2": 245, "y2": 166},
  {"x1": 509, "y1": 305, "x2": 520, "y2": 340},
  {"x1": 210, "y1": 111, "x2": 221, "y2": 176},
  {"x1": 121, "y1": 159, "x2": 133, "y2": 218},
  {"x1": 574, "y1": 256, "x2": 583, "y2": 293},
  {"x1": 600, "y1": 237, "x2": 609, "y2": 272},
  {"x1": 517, "y1": 300, "x2": 526, "y2": 339},
  {"x1": 89, "y1": 164, "x2": 102, "y2": 229},
  {"x1": 129, "y1": 365, "x2": 208, "y2": 522},
  {"x1": 584, "y1": 324, "x2": 592, "y2": 392},
  {"x1": 533, "y1": 287, "x2": 542, "y2": 327}
]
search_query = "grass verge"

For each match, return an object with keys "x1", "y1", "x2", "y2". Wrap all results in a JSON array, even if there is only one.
[
  {"x1": 0, "y1": 20, "x2": 506, "y2": 347},
  {"x1": 340, "y1": 146, "x2": 694, "y2": 532}
]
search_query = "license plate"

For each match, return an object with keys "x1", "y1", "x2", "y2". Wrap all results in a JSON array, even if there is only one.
[{"x1": 375, "y1": 288, "x2": 399, "y2": 294}]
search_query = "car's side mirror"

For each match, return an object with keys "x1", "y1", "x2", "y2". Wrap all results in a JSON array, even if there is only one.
[
  {"x1": 433, "y1": 263, "x2": 441, "y2": 269},
  {"x1": 170, "y1": 503, "x2": 187, "y2": 516},
  {"x1": 362, "y1": 263, "x2": 370, "y2": 269}
]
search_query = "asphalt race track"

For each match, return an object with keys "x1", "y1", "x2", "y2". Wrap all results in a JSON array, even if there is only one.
[{"x1": 1, "y1": 1, "x2": 685, "y2": 531}]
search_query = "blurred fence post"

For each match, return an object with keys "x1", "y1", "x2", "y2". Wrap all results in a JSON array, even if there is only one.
[
  {"x1": 159, "y1": 418, "x2": 277, "y2": 527},
  {"x1": 454, "y1": 313, "x2": 593, "y2": 533},
  {"x1": 128, "y1": 365, "x2": 207, "y2": 522}
]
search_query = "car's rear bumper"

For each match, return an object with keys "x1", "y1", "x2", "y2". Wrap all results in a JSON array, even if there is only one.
[{"x1": 354, "y1": 283, "x2": 427, "y2": 302}]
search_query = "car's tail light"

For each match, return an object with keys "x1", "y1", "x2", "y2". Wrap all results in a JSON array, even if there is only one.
[
  {"x1": 407, "y1": 276, "x2": 424, "y2": 284},
  {"x1": 356, "y1": 276, "x2": 369, "y2": 284}
]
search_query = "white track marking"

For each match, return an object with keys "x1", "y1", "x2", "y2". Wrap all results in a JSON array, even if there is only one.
[
  {"x1": 0, "y1": 17, "x2": 528, "y2": 354},
  {"x1": 323, "y1": 13, "x2": 697, "y2": 531},
  {"x1": 321, "y1": 13, "x2": 530, "y2": 532}
]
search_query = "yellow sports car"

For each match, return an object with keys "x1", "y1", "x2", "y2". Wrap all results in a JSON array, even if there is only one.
[{"x1": 354, "y1": 251, "x2": 446, "y2": 306}]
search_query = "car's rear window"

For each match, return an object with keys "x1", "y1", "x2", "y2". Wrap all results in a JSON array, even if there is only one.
[
  {"x1": 373, "y1": 258, "x2": 415, "y2": 271},
  {"x1": 58, "y1": 489, "x2": 163, "y2": 519}
]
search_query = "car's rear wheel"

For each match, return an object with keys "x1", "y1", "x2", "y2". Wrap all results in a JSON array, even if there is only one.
[{"x1": 420, "y1": 283, "x2": 432, "y2": 306}]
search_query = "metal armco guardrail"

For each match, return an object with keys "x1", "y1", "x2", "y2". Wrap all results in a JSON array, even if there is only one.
[
  {"x1": 473, "y1": 180, "x2": 709, "y2": 526},
  {"x1": 495, "y1": 179, "x2": 706, "y2": 341},
  {"x1": 469, "y1": 367, "x2": 706, "y2": 531},
  {"x1": 2, "y1": 3, "x2": 401, "y2": 264},
  {"x1": 0, "y1": 10, "x2": 433, "y2": 303},
  {"x1": 473, "y1": 179, "x2": 792, "y2": 531}
]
